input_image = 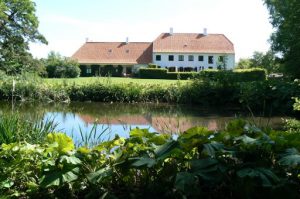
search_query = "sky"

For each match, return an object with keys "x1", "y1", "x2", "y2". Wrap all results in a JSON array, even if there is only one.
[{"x1": 29, "y1": 0, "x2": 273, "y2": 61}]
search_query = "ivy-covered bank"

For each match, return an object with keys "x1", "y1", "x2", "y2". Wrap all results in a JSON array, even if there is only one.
[{"x1": 1, "y1": 119, "x2": 300, "y2": 198}]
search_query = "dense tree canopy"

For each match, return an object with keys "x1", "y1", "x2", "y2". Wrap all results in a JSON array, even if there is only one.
[
  {"x1": 43, "y1": 51, "x2": 80, "y2": 78},
  {"x1": 236, "y1": 51, "x2": 280, "y2": 73},
  {"x1": 264, "y1": 0, "x2": 300, "y2": 78},
  {"x1": 0, "y1": 0, "x2": 47, "y2": 74}
]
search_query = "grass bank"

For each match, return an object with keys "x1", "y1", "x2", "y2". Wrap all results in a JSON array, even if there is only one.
[{"x1": 0, "y1": 76, "x2": 299, "y2": 115}]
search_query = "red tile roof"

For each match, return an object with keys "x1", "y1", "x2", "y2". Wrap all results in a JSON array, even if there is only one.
[
  {"x1": 72, "y1": 42, "x2": 153, "y2": 65},
  {"x1": 153, "y1": 33, "x2": 234, "y2": 54}
]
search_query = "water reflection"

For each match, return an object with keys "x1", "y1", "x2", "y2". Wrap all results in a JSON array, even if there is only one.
[{"x1": 0, "y1": 102, "x2": 287, "y2": 144}]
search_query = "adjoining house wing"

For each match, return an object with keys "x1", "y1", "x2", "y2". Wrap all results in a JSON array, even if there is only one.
[{"x1": 72, "y1": 42, "x2": 153, "y2": 65}]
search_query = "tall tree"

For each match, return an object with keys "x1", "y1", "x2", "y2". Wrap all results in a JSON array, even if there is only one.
[
  {"x1": 236, "y1": 51, "x2": 280, "y2": 73},
  {"x1": 264, "y1": 0, "x2": 300, "y2": 78},
  {"x1": 0, "y1": 0, "x2": 47, "y2": 74}
]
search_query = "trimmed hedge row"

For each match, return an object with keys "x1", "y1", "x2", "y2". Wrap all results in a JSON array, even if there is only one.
[
  {"x1": 139, "y1": 68, "x2": 197, "y2": 80},
  {"x1": 199, "y1": 68, "x2": 266, "y2": 82},
  {"x1": 139, "y1": 68, "x2": 266, "y2": 82}
]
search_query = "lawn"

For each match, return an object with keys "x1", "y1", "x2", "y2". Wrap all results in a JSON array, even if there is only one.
[{"x1": 43, "y1": 77, "x2": 189, "y2": 86}]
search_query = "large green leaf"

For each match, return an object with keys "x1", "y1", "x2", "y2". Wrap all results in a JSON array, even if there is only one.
[
  {"x1": 190, "y1": 158, "x2": 222, "y2": 182},
  {"x1": 87, "y1": 167, "x2": 112, "y2": 184},
  {"x1": 202, "y1": 142, "x2": 224, "y2": 157},
  {"x1": 46, "y1": 133, "x2": 74, "y2": 154},
  {"x1": 40, "y1": 167, "x2": 79, "y2": 187},
  {"x1": 237, "y1": 167, "x2": 280, "y2": 187},
  {"x1": 279, "y1": 148, "x2": 300, "y2": 166},
  {"x1": 60, "y1": 155, "x2": 82, "y2": 165},
  {"x1": 155, "y1": 140, "x2": 178, "y2": 160},
  {"x1": 175, "y1": 172, "x2": 195, "y2": 193},
  {"x1": 131, "y1": 157, "x2": 156, "y2": 168}
]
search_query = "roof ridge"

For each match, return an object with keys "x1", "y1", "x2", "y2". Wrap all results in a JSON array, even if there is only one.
[{"x1": 86, "y1": 41, "x2": 152, "y2": 44}]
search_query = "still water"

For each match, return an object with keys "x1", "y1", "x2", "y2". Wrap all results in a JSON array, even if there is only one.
[{"x1": 0, "y1": 102, "x2": 287, "y2": 144}]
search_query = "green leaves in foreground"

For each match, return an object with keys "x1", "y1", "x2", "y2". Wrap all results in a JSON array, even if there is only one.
[{"x1": 1, "y1": 119, "x2": 300, "y2": 198}]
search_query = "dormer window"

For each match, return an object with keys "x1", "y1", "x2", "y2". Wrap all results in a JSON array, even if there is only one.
[
  {"x1": 108, "y1": 49, "x2": 112, "y2": 53},
  {"x1": 126, "y1": 49, "x2": 129, "y2": 53}
]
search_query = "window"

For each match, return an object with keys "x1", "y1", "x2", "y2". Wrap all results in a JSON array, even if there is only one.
[
  {"x1": 155, "y1": 55, "x2": 161, "y2": 61},
  {"x1": 208, "y1": 66, "x2": 213, "y2": 69},
  {"x1": 218, "y1": 56, "x2": 224, "y2": 62},
  {"x1": 178, "y1": 55, "x2": 184, "y2": 61},
  {"x1": 198, "y1": 55, "x2": 204, "y2": 61},
  {"x1": 188, "y1": 55, "x2": 194, "y2": 61},
  {"x1": 208, "y1": 56, "x2": 214, "y2": 64},
  {"x1": 86, "y1": 66, "x2": 91, "y2": 74},
  {"x1": 168, "y1": 55, "x2": 174, "y2": 61}
]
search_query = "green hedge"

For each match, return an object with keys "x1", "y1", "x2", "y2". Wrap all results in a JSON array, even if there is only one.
[
  {"x1": 139, "y1": 68, "x2": 197, "y2": 80},
  {"x1": 139, "y1": 68, "x2": 266, "y2": 81},
  {"x1": 139, "y1": 68, "x2": 167, "y2": 79},
  {"x1": 199, "y1": 68, "x2": 266, "y2": 82},
  {"x1": 166, "y1": 72, "x2": 197, "y2": 80}
]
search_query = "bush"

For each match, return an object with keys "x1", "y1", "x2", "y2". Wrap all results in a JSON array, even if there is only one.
[
  {"x1": 148, "y1": 63, "x2": 158, "y2": 68},
  {"x1": 139, "y1": 68, "x2": 197, "y2": 80},
  {"x1": 44, "y1": 52, "x2": 80, "y2": 78},
  {"x1": 139, "y1": 68, "x2": 168, "y2": 79},
  {"x1": 199, "y1": 68, "x2": 266, "y2": 83},
  {"x1": 166, "y1": 72, "x2": 197, "y2": 80}
]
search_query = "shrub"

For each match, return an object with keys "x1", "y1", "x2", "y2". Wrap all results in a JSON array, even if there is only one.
[
  {"x1": 166, "y1": 72, "x2": 198, "y2": 80},
  {"x1": 139, "y1": 68, "x2": 197, "y2": 80},
  {"x1": 44, "y1": 52, "x2": 80, "y2": 78},
  {"x1": 139, "y1": 68, "x2": 168, "y2": 79},
  {"x1": 148, "y1": 63, "x2": 158, "y2": 68},
  {"x1": 198, "y1": 68, "x2": 266, "y2": 83}
]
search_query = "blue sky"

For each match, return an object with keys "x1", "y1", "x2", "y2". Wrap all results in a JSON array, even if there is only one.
[{"x1": 30, "y1": 0, "x2": 273, "y2": 61}]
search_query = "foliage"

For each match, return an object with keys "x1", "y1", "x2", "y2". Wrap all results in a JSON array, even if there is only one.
[
  {"x1": 148, "y1": 63, "x2": 158, "y2": 68},
  {"x1": 236, "y1": 51, "x2": 280, "y2": 74},
  {"x1": 166, "y1": 72, "x2": 197, "y2": 80},
  {"x1": 0, "y1": 113, "x2": 58, "y2": 145},
  {"x1": 0, "y1": 75, "x2": 299, "y2": 114},
  {"x1": 236, "y1": 58, "x2": 252, "y2": 69},
  {"x1": 198, "y1": 68, "x2": 266, "y2": 84},
  {"x1": 43, "y1": 51, "x2": 80, "y2": 78},
  {"x1": 264, "y1": 0, "x2": 300, "y2": 78},
  {"x1": 0, "y1": 0, "x2": 47, "y2": 75},
  {"x1": 139, "y1": 68, "x2": 168, "y2": 79},
  {"x1": 1, "y1": 120, "x2": 300, "y2": 198},
  {"x1": 293, "y1": 97, "x2": 300, "y2": 111},
  {"x1": 139, "y1": 68, "x2": 197, "y2": 80}
]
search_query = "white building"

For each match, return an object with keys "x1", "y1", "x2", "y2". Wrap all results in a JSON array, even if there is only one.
[
  {"x1": 72, "y1": 28, "x2": 235, "y2": 76},
  {"x1": 152, "y1": 28, "x2": 235, "y2": 71}
]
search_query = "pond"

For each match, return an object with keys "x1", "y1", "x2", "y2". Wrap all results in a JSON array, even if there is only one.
[{"x1": 0, "y1": 101, "x2": 287, "y2": 145}]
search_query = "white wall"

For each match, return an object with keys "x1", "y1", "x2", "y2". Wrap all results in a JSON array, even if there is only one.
[{"x1": 153, "y1": 53, "x2": 235, "y2": 70}]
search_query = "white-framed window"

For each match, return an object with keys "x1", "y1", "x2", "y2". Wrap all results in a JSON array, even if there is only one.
[
  {"x1": 168, "y1": 55, "x2": 174, "y2": 61},
  {"x1": 208, "y1": 56, "x2": 214, "y2": 64},
  {"x1": 178, "y1": 55, "x2": 184, "y2": 61},
  {"x1": 188, "y1": 55, "x2": 194, "y2": 61},
  {"x1": 198, "y1": 55, "x2": 204, "y2": 61},
  {"x1": 156, "y1": 55, "x2": 161, "y2": 61}
]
